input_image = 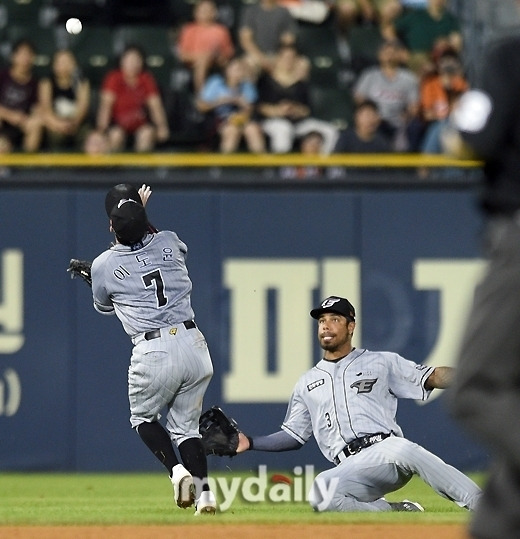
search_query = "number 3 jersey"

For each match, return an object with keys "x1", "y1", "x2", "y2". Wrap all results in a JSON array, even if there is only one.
[
  {"x1": 281, "y1": 348, "x2": 435, "y2": 463},
  {"x1": 91, "y1": 231, "x2": 194, "y2": 337}
]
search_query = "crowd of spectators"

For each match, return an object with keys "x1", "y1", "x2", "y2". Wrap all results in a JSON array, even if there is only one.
[{"x1": 0, "y1": 0, "x2": 465, "y2": 157}]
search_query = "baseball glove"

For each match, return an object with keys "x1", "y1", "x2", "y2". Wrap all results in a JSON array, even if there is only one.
[
  {"x1": 67, "y1": 259, "x2": 92, "y2": 287},
  {"x1": 199, "y1": 406, "x2": 240, "y2": 457}
]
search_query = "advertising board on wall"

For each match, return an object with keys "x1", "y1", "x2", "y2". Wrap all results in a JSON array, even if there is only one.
[{"x1": 0, "y1": 187, "x2": 489, "y2": 472}]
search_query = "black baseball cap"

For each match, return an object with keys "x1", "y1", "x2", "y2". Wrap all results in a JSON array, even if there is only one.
[
  {"x1": 105, "y1": 183, "x2": 142, "y2": 217},
  {"x1": 110, "y1": 199, "x2": 149, "y2": 245},
  {"x1": 310, "y1": 296, "x2": 356, "y2": 321}
]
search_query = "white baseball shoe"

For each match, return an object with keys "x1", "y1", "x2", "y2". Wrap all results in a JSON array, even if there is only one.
[
  {"x1": 194, "y1": 490, "x2": 217, "y2": 515},
  {"x1": 170, "y1": 464, "x2": 195, "y2": 509}
]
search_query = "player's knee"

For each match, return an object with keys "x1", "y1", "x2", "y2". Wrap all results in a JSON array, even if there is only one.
[
  {"x1": 308, "y1": 482, "x2": 323, "y2": 511},
  {"x1": 308, "y1": 474, "x2": 339, "y2": 512}
]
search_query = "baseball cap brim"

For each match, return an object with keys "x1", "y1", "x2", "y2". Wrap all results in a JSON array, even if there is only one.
[{"x1": 310, "y1": 306, "x2": 347, "y2": 319}]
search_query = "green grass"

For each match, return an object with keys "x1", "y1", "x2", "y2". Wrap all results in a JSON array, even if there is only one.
[{"x1": 0, "y1": 471, "x2": 485, "y2": 526}]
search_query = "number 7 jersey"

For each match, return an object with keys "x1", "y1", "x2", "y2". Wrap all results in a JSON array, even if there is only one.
[
  {"x1": 91, "y1": 231, "x2": 194, "y2": 337},
  {"x1": 281, "y1": 348, "x2": 435, "y2": 463}
]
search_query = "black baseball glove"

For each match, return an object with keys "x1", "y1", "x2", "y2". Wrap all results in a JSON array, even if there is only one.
[
  {"x1": 67, "y1": 259, "x2": 92, "y2": 287},
  {"x1": 199, "y1": 406, "x2": 240, "y2": 457}
]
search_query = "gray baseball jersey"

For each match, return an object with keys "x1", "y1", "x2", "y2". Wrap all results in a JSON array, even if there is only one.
[
  {"x1": 91, "y1": 231, "x2": 194, "y2": 336},
  {"x1": 91, "y1": 230, "x2": 213, "y2": 442},
  {"x1": 280, "y1": 348, "x2": 481, "y2": 512},
  {"x1": 281, "y1": 348, "x2": 434, "y2": 462}
]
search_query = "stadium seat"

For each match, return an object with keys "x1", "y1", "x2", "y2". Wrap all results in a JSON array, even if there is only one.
[
  {"x1": 310, "y1": 86, "x2": 353, "y2": 128},
  {"x1": 51, "y1": 0, "x2": 108, "y2": 25},
  {"x1": 0, "y1": 5, "x2": 7, "y2": 38},
  {"x1": 348, "y1": 24, "x2": 383, "y2": 73},
  {"x1": 106, "y1": 0, "x2": 171, "y2": 25},
  {"x1": 4, "y1": 0, "x2": 43, "y2": 24},
  {"x1": 63, "y1": 26, "x2": 116, "y2": 87},
  {"x1": 215, "y1": 1, "x2": 237, "y2": 33},
  {"x1": 218, "y1": 0, "x2": 246, "y2": 35},
  {"x1": 165, "y1": 85, "x2": 213, "y2": 149},
  {"x1": 296, "y1": 21, "x2": 342, "y2": 87},
  {"x1": 169, "y1": 0, "x2": 195, "y2": 27}
]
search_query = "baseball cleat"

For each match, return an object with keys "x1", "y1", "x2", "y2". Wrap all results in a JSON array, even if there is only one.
[
  {"x1": 194, "y1": 490, "x2": 217, "y2": 515},
  {"x1": 170, "y1": 464, "x2": 195, "y2": 508},
  {"x1": 389, "y1": 499, "x2": 424, "y2": 512}
]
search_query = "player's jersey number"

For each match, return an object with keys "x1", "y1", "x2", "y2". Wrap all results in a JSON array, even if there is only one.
[{"x1": 142, "y1": 269, "x2": 167, "y2": 307}]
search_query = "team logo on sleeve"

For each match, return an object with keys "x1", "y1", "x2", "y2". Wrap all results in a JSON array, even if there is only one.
[
  {"x1": 307, "y1": 379, "x2": 324, "y2": 392},
  {"x1": 350, "y1": 379, "x2": 378, "y2": 394}
]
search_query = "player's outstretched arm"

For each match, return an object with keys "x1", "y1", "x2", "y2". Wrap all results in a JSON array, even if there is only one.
[
  {"x1": 199, "y1": 407, "x2": 304, "y2": 456},
  {"x1": 425, "y1": 366, "x2": 455, "y2": 390},
  {"x1": 241, "y1": 430, "x2": 304, "y2": 453}
]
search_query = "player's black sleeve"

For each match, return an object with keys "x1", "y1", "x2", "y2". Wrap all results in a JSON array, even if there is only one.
[{"x1": 250, "y1": 430, "x2": 303, "y2": 452}]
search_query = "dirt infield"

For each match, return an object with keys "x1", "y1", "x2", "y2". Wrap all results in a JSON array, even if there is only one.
[{"x1": 0, "y1": 524, "x2": 471, "y2": 539}]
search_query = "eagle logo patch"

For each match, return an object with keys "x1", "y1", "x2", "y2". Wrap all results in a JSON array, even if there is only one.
[{"x1": 351, "y1": 378, "x2": 378, "y2": 394}]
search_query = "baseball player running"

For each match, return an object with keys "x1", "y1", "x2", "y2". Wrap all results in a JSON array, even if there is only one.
[
  {"x1": 236, "y1": 296, "x2": 482, "y2": 512},
  {"x1": 90, "y1": 194, "x2": 216, "y2": 514}
]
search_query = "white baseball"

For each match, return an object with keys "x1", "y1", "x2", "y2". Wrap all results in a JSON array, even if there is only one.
[{"x1": 65, "y1": 18, "x2": 82, "y2": 35}]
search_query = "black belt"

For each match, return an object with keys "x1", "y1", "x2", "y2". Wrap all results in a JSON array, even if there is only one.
[
  {"x1": 144, "y1": 320, "x2": 196, "y2": 341},
  {"x1": 334, "y1": 432, "x2": 390, "y2": 465}
]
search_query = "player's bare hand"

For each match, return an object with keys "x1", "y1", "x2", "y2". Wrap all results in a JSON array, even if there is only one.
[
  {"x1": 236, "y1": 432, "x2": 250, "y2": 453},
  {"x1": 138, "y1": 184, "x2": 152, "y2": 206}
]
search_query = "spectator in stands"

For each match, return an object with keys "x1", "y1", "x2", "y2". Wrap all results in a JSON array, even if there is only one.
[
  {"x1": 333, "y1": 0, "x2": 377, "y2": 35},
  {"x1": 0, "y1": 135, "x2": 11, "y2": 154},
  {"x1": 176, "y1": 0, "x2": 235, "y2": 93},
  {"x1": 0, "y1": 39, "x2": 43, "y2": 153},
  {"x1": 353, "y1": 39, "x2": 419, "y2": 151},
  {"x1": 334, "y1": 0, "x2": 406, "y2": 40},
  {"x1": 387, "y1": 0, "x2": 462, "y2": 76},
  {"x1": 196, "y1": 56, "x2": 265, "y2": 153},
  {"x1": 280, "y1": 130, "x2": 326, "y2": 179},
  {"x1": 238, "y1": 0, "x2": 309, "y2": 80},
  {"x1": 376, "y1": 1, "x2": 405, "y2": 41},
  {"x1": 39, "y1": 49, "x2": 91, "y2": 151},
  {"x1": 96, "y1": 44, "x2": 170, "y2": 152},
  {"x1": 417, "y1": 87, "x2": 463, "y2": 180},
  {"x1": 83, "y1": 129, "x2": 110, "y2": 155},
  {"x1": 256, "y1": 44, "x2": 338, "y2": 153},
  {"x1": 420, "y1": 91, "x2": 463, "y2": 154},
  {"x1": 409, "y1": 48, "x2": 468, "y2": 151},
  {"x1": 333, "y1": 99, "x2": 392, "y2": 152},
  {"x1": 420, "y1": 48, "x2": 468, "y2": 123},
  {"x1": 299, "y1": 129, "x2": 325, "y2": 153}
]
